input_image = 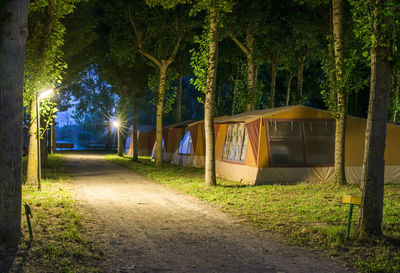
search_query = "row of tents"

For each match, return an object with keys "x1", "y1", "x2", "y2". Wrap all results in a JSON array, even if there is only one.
[{"x1": 125, "y1": 105, "x2": 400, "y2": 185}]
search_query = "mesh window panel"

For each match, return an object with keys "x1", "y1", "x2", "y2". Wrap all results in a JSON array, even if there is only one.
[
  {"x1": 303, "y1": 120, "x2": 335, "y2": 165},
  {"x1": 222, "y1": 123, "x2": 247, "y2": 162},
  {"x1": 222, "y1": 125, "x2": 233, "y2": 160},
  {"x1": 268, "y1": 121, "x2": 304, "y2": 165},
  {"x1": 240, "y1": 127, "x2": 249, "y2": 162},
  {"x1": 304, "y1": 140, "x2": 335, "y2": 165}
]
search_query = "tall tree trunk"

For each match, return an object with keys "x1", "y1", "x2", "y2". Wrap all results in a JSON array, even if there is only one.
[
  {"x1": 204, "y1": 2, "x2": 218, "y2": 187},
  {"x1": 246, "y1": 32, "x2": 255, "y2": 111},
  {"x1": 117, "y1": 125, "x2": 123, "y2": 157},
  {"x1": 0, "y1": 0, "x2": 29, "y2": 249},
  {"x1": 328, "y1": 40, "x2": 336, "y2": 93},
  {"x1": 333, "y1": 0, "x2": 347, "y2": 185},
  {"x1": 270, "y1": 56, "x2": 278, "y2": 108},
  {"x1": 230, "y1": 31, "x2": 254, "y2": 111},
  {"x1": 132, "y1": 98, "x2": 139, "y2": 161},
  {"x1": 27, "y1": 99, "x2": 39, "y2": 186},
  {"x1": 296, "y1": 54, "x2": 306, "y2": 104},
  {"x1": 358, "y1": 0, "x2": 393, "y2": 239},
  {"x1": 155, "y1": 63, "x2": 168, "y2": 166},
  {"x1": 391, "y1": 72, "x2": 399, "y2": 122},
  {"x1": 286, "y1": 73, "x2": 295, "y2": 106},
  {"x1": 176, "y1": 73, "x2": 182, "y2": 122}
]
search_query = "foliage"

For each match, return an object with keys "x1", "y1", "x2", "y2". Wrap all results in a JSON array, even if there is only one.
[
  {"x1": 70, "y1": 65, "x2": 119, "y2": 124},
  {"x1": 189, "y1": 27, "x2": 210, "y2": 102},
  {"x1": 320, "y1": 49, "x2": 369, "y2": 117},
  {"x1": 24, "y1": 0, "x2": 80, "y2": 132}
]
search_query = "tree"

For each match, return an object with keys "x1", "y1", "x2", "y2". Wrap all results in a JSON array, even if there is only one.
[
  {"x1": 0, "y1": 0, "x2": 29, "y2": 248},
  {"x1": 147, "y1": 0, "x2": 232, "y2": 186},
  {"x1": 332, "y1": 0, "x2": 347, "y2": 185},
  {"x1": 355, "y1": 0, "x2": 397, "y2": 239},
  {"x1": 25, "y1": 0, "x2": 78, "y2": 188},
  {"x1": 71, "y1": 66, "x2": 119, "y2": 151},
  {"x1": 126, "y1": 2, "x2": 184, "y2": 166}
]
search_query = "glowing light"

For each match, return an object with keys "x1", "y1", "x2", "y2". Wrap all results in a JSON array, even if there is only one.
[
  {"x1": 112, "y1": 121, "x2": 120, "y2": 128},
  {"x1": 37, "y1": 87, "x2": 53, "y2": 99}
]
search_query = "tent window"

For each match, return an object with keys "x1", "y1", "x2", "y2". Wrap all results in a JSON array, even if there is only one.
[
  {"x1": 268, "y1": 121, "x2": 304, "y2": 165},
  {"x1": 178, "y1": 131, "x2": 192, "y2": 155},
  {"x1": 267, "y1": 120, "x2": 335, "y2": 166},
  {"x1": 302, "y1": 120, "x2": 335, "y2": 165},
  {"x1": 222, "y1": 123, "x2": 248, "y2": 162},
  {"x1": 151, "y1": 138, "x2": 165, "y2": 160}
]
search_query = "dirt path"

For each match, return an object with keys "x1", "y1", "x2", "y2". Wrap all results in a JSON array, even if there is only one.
[{"x1": 63, "y1": 153, "x2": 354, "y2": 273}]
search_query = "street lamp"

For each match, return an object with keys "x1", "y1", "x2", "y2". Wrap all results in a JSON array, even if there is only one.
[
  {"x1": 36, "y1": 87, "x2": 53, "y2": 190},
  {"x1": 112, "y1": 121, "x2": 122, "y2": 156}
]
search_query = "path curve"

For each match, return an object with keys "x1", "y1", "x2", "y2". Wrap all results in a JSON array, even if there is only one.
[{"x1": 63, "y1": 153, "x2": 354, "y2": 273}]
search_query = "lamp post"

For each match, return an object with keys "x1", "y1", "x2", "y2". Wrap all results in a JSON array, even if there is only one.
[
  {"x1": 36, "y1": 87, "x2": 53, "y2": 190},
  {"x1": 112, "y1": 121, "x2": 123, "y2": 156}
]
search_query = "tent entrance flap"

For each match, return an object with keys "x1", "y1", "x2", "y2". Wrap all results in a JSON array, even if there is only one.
[{"x1": 179, "y1": 130, "x2": 192, "y2": 155}]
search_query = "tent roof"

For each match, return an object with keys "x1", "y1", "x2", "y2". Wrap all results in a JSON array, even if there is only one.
[
  {"x1": 215, "y1": 105, "x2": 333, "y2": 123},
  {"x1": 164, "y1": 120, "x2": 195, "y2": 129},
  {"x1": 188, "y1": 116, "x2": 229, "y2": 127}
]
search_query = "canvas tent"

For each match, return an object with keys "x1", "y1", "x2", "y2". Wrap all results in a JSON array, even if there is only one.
[
  {"x1": 214, "y1": 105, "x2": 400, "y2": 185},
  {"x1": 170, "y1": 117, "x2": 228, "y2": 167},
  {"x1": 124, "y1": 126, "x2": 154, "y2": 157},
  {"x1": 150, "y1": 120, "x2": 194, "y2": 161}
]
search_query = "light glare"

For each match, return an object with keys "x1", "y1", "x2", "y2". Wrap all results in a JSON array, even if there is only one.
[
  {"x1": 112, "y1": 121, "x2": 120, "y2": 128},
  {"x1": 38, "y1": 88, "x2": 53, "y2": 99}
]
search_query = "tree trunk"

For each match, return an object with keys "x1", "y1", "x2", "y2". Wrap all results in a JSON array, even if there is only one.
[
  {"x1": 358, "y1": 1, "x2": 393, "y2": 239},
  {"x1": 333, "y1": 0, "x2": 347, "y2": 186},
  {"x1": 286, "y1": 73, "x2": 295, "y2": 106},
  {"x1": 155, "y1": 63, "x2": 168, "y2": 166},
  {"x1": 132, "y1": 99, "x2": 139, "y2": 161},
  {"x1": 0, "y1": 0, "x2": 29, "y2": 248},
  {"x1": 204, "y1": 2, "x2": 218, "y2": 187},
  {"x1": 296, "y1": 54, "x2": 306, "y2": 104},
  {"x1": 246, "y1": 32, "x2": 255, "y2": 112},
  {"x1": 328, "y1": 40, "x2": 336, "y2": 93},
  {"x1": 230, "y1": 31, "x2": 254, "y2": 111},
  {"x1": 118, "y1": 125, "x2": 123, "y2": 156},
  {"x1": 27, "y1": 99, "x2": 39, "y2": 186},
  {"x1": 176, "y1": 73, "x2": 182, "y2": 122},
  {"x1": 270, "y1": 56, "x2": 278, "y2": 108}
]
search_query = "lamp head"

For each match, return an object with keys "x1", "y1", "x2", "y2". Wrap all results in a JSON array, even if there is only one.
[
  {"x1": 37, "y1": 87, "x2": 53, "y2": 99},
  {"x1": 112, "y1": 121, "x2": 120, "y2": 128}
]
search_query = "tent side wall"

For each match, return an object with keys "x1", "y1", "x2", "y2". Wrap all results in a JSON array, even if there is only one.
[
  {"x1": 137, "y1": 131, "x2": 152, "y2": 156},
  {"x1": 215, "y1": 106, "x2": 400, "y2": 184}
]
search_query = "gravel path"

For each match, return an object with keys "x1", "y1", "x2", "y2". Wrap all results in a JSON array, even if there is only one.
[{"x1": 63, "y1": 153, "x2": 354, "y2": 273}]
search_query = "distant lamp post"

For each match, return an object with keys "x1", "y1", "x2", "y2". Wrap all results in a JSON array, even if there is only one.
[
  {"x1": 112, "y1": 121, "x2": 123, "y2": 156},
  {"x1": 36, "y1": 87, "x2": 53, "y2": 190}
]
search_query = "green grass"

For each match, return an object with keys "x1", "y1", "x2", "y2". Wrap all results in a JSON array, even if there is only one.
[
  {"x1": 17, "y1": 154, "x2": 100, "y2": 273},
  {"x1": 106, "y1": 155, "x2": 400, "y2": 273}
]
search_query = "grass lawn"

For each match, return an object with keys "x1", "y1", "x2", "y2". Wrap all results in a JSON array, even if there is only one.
[
  {"x1": 16, "y1": 154, "x2": 100, "y2": 273},
  {"x1": 106, "y1": 155, "x2": 400, "y2": 273}
]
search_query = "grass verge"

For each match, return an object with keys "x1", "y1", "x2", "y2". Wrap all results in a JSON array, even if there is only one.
[
  {"x1": 15, "y1": 154, "x2": 100, "y2": 273},
  {"x1": 106, "y1": 155, "x2": 400, "y2": 273}
]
